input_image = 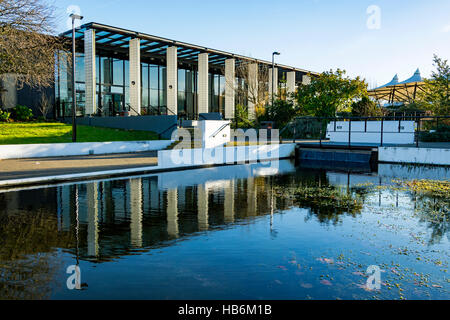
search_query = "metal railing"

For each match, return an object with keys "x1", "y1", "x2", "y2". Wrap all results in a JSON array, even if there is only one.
[
  {"x1": 158, "y1": 123, "x2": 178, "y2": 140},
  {"x1": 281, "y1": 115, "x2": 450, "y2": 148},
  {"x1": 210, "y1": 123, "x2": 231, "y2": 138}
]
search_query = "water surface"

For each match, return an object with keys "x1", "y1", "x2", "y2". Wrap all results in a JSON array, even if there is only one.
[{"x1": 0, "y1": 160, "x2": 448, "y2": 300}]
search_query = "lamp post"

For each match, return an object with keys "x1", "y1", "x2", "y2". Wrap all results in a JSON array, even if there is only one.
[
  {"x1": 70, "y1": 13, "x2": 83, "y2": 142},
  {"x1": 271, "y1": 52, "x2": 280, "y2": 107}
]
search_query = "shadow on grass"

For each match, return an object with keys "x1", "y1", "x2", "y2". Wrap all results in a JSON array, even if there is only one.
[{"x1": 0, "y1": 123, "x2": 160, "y2": 145}]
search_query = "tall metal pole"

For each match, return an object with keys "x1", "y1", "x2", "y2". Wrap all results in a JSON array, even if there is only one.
[
  {"x1": 272, "y1": 54, "x2": 275, "y2": 107},
  {"x1": 71, "y1": 17, "x2": 77, "y2": 142},
  {"x1": 70, "y1": 14, "x2": 83, "y2": 142}
]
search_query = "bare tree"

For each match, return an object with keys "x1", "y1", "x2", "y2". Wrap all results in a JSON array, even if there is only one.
[
  {"x1": 0, "y1": 0, "x2": 66, "y2": 102},
  {"x1": 38, "y1": 91, "x2": 51, "y2": 119},
  {"x1": 223, "y1": 60, "x2": 270, "y2": 119}
]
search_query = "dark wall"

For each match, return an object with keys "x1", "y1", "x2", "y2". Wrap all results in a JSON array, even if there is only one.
[
  {"x1": 62, "y1": 115, "x2": 178, "y2": 139},
  {"x1": 16, "y1": 84, "x2": 55, "y2": 118}
]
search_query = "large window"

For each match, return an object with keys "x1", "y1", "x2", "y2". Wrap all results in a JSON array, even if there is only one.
[
  {"x1": 209, "y1": 73, "x2": 224, "y2": 114},
  {"x1": 55, "y1": 51, "x2": 238, "y2": 119},
  {"x1": 142, "y1": 63, "x2": 168, "y2": 114},
  {"x1": 177, "y1": 69, "x2": 186, "y2": 116},
  {"x1": 142, "y1": 64, "x2": 149, "y2": 108},
  {"x1": 112, "y1": 59, "x2": 124, "y2": 86}
]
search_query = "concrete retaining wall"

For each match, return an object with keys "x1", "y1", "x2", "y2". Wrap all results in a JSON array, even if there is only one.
[
  {"x1": 158, "y1": 144, "x2": 296, "y2": 170},
  {"x1": 379, "y1": 147, "x2": 450, "y2": 166},
  {"x1": 0, "y1": 140, "x2": 173, "y2": 160}
]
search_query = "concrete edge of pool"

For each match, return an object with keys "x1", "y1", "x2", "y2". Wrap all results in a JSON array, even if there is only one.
[{"x1": 0, "y1": 144, "x2": 297, "y2": 189}]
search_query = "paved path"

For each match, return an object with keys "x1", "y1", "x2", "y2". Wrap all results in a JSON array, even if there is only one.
[{"x1": 0, "y1": 151, "x2": 158, "y2": 181}]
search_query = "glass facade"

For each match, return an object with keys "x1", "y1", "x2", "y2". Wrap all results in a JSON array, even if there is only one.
[
  {"x1": 55, "y1": 51, "x2": 247, "y2": 119},
  {"x1": 141, "y1": 63, "x2": 167, "y2": 115},
  {"x1": 208, "y1": 73, "x2": 225, "y2": 114}
]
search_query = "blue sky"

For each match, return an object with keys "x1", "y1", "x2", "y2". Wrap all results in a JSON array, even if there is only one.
[{"x1": 53, "y1": 0, "x2": 450, "y2": 88}]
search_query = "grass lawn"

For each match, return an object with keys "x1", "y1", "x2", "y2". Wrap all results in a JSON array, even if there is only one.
[{"x1": 0, "y1": 122, "x2": 160, "y2": 145}]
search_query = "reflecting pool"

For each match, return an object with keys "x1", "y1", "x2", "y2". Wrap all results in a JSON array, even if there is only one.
[{"x1": 0, "y1": 160, "x2": 449, "y2": 300}]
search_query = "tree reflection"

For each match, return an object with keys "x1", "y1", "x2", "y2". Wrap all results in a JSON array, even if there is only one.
[
  {"x1": 0, "y1": 210, "x2": 74, "y2": 300},
  {"x1": 414, "y1": 196, "x2": 449, "y2": 245},
  {"x1": 274, "y1": 184, "x2": 364, "y2": 225}
]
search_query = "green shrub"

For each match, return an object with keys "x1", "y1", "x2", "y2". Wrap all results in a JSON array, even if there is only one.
[
  {"x1": 436, "y1": 124, "x2": 450, "y2": 133},
  {"x1": 12, "y1": 105, "x2": 33, "y2": 122},
  {"x1": 420, "y1": 125, "x2": 450, "y2": 142},
  {"x1": 258, "y1": 99, "x2": 295, "y2": 129},
  {"x1": 233, "y1": 104, "x2": 255, "y2": 129},
  {"x1": 0, "y1": 109, "x2": 11, "y2": 122}
]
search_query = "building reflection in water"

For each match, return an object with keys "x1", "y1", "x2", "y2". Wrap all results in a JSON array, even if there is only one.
[
  {"x1": 1, "y1": 160, "x2": 449, "y2": 299},
  {"x1": 48, "y1": 161, "x2": 295, "y2": 261},
  {"x1": 4, "y1": 160, "x2": 447, "y2": 266},
  {"x1": 166, "y1": 188, "x2": 179, "y2": 239}
]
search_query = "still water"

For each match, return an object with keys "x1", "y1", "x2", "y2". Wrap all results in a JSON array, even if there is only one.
[{"x1": 0, "y1": 160, "x2": 449, "y2": 300}]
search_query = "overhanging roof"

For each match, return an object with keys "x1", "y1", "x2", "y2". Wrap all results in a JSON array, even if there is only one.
[{"x1": 60, "y1": 22, "x2": 319, "y2": 75}]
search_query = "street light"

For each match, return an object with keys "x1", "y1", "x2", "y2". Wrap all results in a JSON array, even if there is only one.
[
  {"x1": 272, "y1": 52, "x2": 280, "y2": 107},
  {"x1": 70, "y1": 13, "x2": 83, "y2": 142}
]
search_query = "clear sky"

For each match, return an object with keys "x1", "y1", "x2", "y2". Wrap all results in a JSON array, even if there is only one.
[{"x1": 53, "y1": 0, "x2": 450, "y2": 88}]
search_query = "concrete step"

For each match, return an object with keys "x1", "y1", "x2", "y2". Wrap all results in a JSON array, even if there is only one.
[{"x1": 164, "y1": 140, "x2": 203, "y2": 150}]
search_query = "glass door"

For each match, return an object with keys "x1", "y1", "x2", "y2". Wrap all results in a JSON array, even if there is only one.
[{"x1": 112, "y1": 93, "x2": 124, "y2": 116}]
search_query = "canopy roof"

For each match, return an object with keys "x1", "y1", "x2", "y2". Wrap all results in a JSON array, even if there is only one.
[
  {"x1": 368, "y1": 69, "x2": 426, "y2": 104},
  {"x1": 60, "y1": 22, "x2": 319, "y2": 76}
]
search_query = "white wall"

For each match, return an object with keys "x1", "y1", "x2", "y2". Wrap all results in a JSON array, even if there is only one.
[
  {"x1": 327, "y1": 121, "x2": 415, "y2": 144},
  {"x1": 157, "y1": 143, "x2": 296, "y2": 170},
  {"x1": 379, "y1": 147, "x2": 450, "y2": 166},
  {"x1": 200, "y1": 120, "x2": 231, "y2": 149},
  {"x1": 0, "y1": 140, "x2": 173, "y2": 160}
]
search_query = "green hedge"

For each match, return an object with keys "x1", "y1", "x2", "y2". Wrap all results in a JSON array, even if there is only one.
[{"x1": 420, "y1": 125, "x2": 450, "y2": 142}]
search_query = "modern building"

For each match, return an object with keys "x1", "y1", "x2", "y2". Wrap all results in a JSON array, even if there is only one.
[{"x1": 55, "y1": 22, "x2": 318, "y2": 121}]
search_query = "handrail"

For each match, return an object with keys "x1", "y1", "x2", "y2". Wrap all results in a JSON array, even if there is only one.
[
  {"x1": 210, "y1": 123, "x2": 230, "y2": 138},
  {"x1": 126, "y1": 103, "x2": 141, "y2": 116},
  {"x1": 280, "y1": 115, "x2": 449, "y2": 148},
  {"x1": 158, "y1": 123, "x2": 178, "y2": 140},
  {"x1": 290, "y1": 115, "x2": 450, "y2": 121},
  {"x1": 166, "y1": 107, "x2": 178, "y2": 116}
]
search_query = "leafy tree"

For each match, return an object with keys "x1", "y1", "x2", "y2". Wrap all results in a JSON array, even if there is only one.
[
  {"x1": 258, "y1": 99, "x2": 295, "y2": 129},
  {"x1": 351, "y1": 96, "x2": 384, "y2": 117},
  {"x1": 296, "y1": 69, "x2": 367, "y2": 117},
  {"x1": 419, "y1": 55, "x2": 450, "y2": 116}
]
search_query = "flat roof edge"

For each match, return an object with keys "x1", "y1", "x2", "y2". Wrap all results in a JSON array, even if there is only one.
[{"x1": 60, "y1": 22, "x2": 319, "y2": 76}]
